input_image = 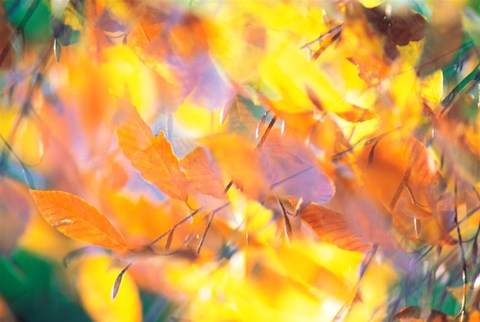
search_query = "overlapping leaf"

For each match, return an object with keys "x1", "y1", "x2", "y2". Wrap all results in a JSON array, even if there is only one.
[
  {"x1": 117, "y1": 106, "x2": 226, "y2": 199},
  {"x1": 261, "y1": 130, "x2": 335, "y2": 205},
  {"x1": 116, "y1": 104, "x2": 155, "y2": 161},
  {"x1": 180, "y1": 146, "x2": 225, "y2": 199},
  {"x1": 201, "y1": 133, "x2": 268, "y2": 199},
  {"x1": 299, "y1": 203, "x2": 371, "y2": 252},
  {"x1": 130, "y1": 133, "x2": 189, "y2": 201}
]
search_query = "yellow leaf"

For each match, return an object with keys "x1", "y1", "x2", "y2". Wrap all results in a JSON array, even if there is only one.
[
  {"x1": 359, "y1": 0, "x2": 384, "y2": 8},
  {"x1": 174, "y1": 100, "x2": 222, "y2": 137},
  {"x1": 29, "y1": 190, "x2": 128, "y2": 251},
  {"x1": 78, "y1": 257, "x2": 142, "y2": 322},
  {"x1": 260, "y1": 36, "x2": 352, "y2": 114},
  {"x1": 0, "y1": 108, "x2": 44, "y2": 165},
  {"x1": 418, "y1": 69, "x2": 444, "y2": 104}
]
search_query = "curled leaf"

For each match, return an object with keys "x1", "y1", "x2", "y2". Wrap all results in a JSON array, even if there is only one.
[
  {"x1": 112, "y1": 263, "x2": 133, "y2": 301},
  {"x1": 63, "y1": 246, "x2": 110, "y2": 268}
]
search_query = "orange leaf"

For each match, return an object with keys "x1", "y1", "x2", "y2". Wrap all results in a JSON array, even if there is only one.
[
  {"x1": 357, "y1": 134, "x2": 439, "y2": 215},
  {"x1": 201, "y1": 133, "x2": 268, "y2": 199},
  {"x1": 299, "y1": 203, "x2": 371, "y2": 252},
  {"x1": 334, "y1": 105, "x2": 376, "y2": 123},
  {"x1": 131, "y1": 132, "x2": 189, "y2": 201},
  {"x1": 116, "y1": 104, "x2": 155, "y2": 161},
  {"x1": 180, "y1": 146, "x2": 225, "y2": 199},
  {"x1": 29, "y1": 190, "x2": 128, "y2": 251}
]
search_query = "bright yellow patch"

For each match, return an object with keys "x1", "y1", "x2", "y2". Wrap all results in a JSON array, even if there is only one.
[{"x1": 78, "y1": 257, "x2": 142, "y2": 322}]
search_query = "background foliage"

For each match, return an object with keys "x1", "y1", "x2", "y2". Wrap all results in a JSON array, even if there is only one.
[{"x1": 1, "y1": 0, "x2": 480, "y2": 321}]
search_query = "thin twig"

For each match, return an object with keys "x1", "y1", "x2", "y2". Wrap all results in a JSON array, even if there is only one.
[
  {"x1": 196, "y1": 202, "x2": 230, "y2": 254},
  {"x1": 333, "y1": 243, "x2": 378, "y2": 321},
  {"x1": 453, "y1": 182, "x2": 468, "y2": 321}
]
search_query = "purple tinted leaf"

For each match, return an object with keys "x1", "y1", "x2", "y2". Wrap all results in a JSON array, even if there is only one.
[{"x1": 261, "y1": 130, "x2": 334, "y2": 205}]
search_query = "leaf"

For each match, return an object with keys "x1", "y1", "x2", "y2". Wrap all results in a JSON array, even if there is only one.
[
  {"x1": 469, "y1": 311, "x2": 480, "y2": 322},
  {"x1": 180, "y1": 146, "x2": 225, "y2": 199},
  {"x1": 63, "y1": 246, "x2": 110, "y2": 268},
  {"x1": 50, "y1": 17, "x2": 81, "y2": 47},
  {"x1": 261, "y1": 130, "x2": 335, "y2": 205},
  {"x1": 96, "y1": 10, "x2": 126, "y2": 33},
  {"x1": 394, "y1": 306, "x2": 452, "y2": 321},
  {"x1": 259, "y1": 33, "x2": 354, "y2": 114},
  {"x1": 435, "y1": 126, "x2": 480, "y2": 187},
  {"x1": 78, "y1": 257, "x2": 142, "y2": 322},
  {"x1": 29, "y1": 190, "x2": 128, "y2": 251},
  {"x1": 222, "y1": 96, "x2": 263, "y2": 139},
  {"x1": 334, "y1": 104, "x2": 376, "y2": 123},
  {"x1": 299, "y1": 203, "x2": 371, "y2": 252},
  {"x1": 201, "y1": 133, "x2": 268, "y2": 199},
  {"x1": 325, "y1": 176, "x2": 401, "y2": 249},
  {"x1": 53, "y1": 38, "x2": 61, "y2": 63},
  {"x1": 357, "y1": 134, "x2": 439, "y2": 215},
  {"x1": 112, "y1": 263, "x2": 133, "y2": 300},
  {"x1": 96, "y1": 10, "x2": 127, "y2": 45},
  {"x1": 130, "y1": 133, "x2": 189, "y2": 201},
  {"x1": 363, "y1": 4, "x2": 426, "y2": 60},
  {"x1": 416, "y1": 2, "x2": 463, "y2": 77},
  {"x1": 343, "y1": 2, "x2": 392, "y2": 84},
  {"x1": 116, "y1": 104, "x2": 155, "y2": 161},
  {"x1": 165, "y1": 229, "x2": 175, "y2": 251}
]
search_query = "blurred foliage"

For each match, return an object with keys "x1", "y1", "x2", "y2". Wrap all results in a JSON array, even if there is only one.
[{"x1": 1, "y1": 0, "x2": 480, "y2": 321}]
